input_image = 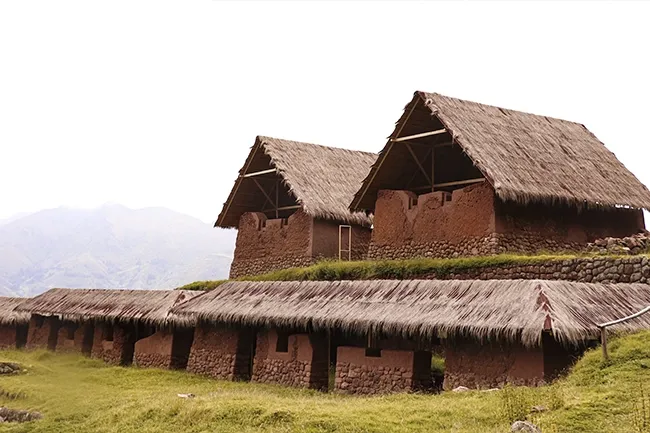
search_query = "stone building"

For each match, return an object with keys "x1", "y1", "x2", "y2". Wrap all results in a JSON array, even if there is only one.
[
  {"x1": 16, "y1": 288, "x2": 199, "y2": 368},
  {"x1": 172, "y1": 279, "x2": 650, "y2": 393},
  {"x1": 350, "y1": 91, "x2": 650, "y2": 260},
  {"x1": 0, "y1": 297, "x2": 29, "y2": 350},
  {"x1": 216, "y1": 136, "x2": 376, "y2": 278}
]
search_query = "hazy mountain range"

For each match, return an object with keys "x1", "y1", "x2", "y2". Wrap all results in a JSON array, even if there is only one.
[{"x1": 0, "y1": 205, "x2": 236, "y2": 297}]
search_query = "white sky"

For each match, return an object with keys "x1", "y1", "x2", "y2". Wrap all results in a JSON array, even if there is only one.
[{"x1": 1, "y1": 1, "x2": 649, "y2": 225}]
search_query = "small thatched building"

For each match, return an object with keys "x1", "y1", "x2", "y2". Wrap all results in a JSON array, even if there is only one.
[
  {"x1": 0, "y1": 297, "x2": 30, "y2": 350},
  {"x1": 351, "y1": 92, "x2": 650, "y2": 260},
  {"x1": 173, "y1": 279, "x2": 650, "y2": 393},
  {"x1": 17, "y1": 288, "x2": 199, "y2": 368},
  {"x1": 217, "y1": 136, "x2": 376, "y2": 278}
]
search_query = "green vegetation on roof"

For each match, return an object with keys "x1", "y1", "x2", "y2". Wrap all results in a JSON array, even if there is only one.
[
  {"x1": 1, "y1": 332, "x2": 650, "y2": 432},
  {"x1": 178, "y1": 252, "x2": 628, "y2": 291}
]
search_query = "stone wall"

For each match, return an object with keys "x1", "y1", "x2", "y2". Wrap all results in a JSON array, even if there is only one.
[
  {"x1": 91, "y1": 322, "x2": 135, "y2": 366},
  {"x1": 55, "y1": 321, "x2": 79, "y2": 352},
  {"x1": 134, "y1": 330, "x2": 174, "y2": 369},
  {"x1": 26, "y1": 315, "x2": 60, "y2": 350},
  {"x1": 444, "y1": 340, "x2": 545, "y2": 390},
  {"x1": 334, "y1": 346, "x2": 432, "y2": 394},
  {"x1": 187, "y1": 324, "x2": 254, "y2": 380},
  {"x1": 0, "y1": 325, "x2": 17, "y2": 349},
  {"x1": 368, "y1": 183, "x2": 645, "y2": 261},
  {"x1": 252, "y1": 330, "x2": 328, "y2": 391}
]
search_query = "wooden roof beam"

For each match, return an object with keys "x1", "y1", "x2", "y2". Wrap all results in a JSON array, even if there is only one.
[
  {"x1": 242, "y1": 168, "x2": 277, "y2": 178},
  {"x1": 391, "y1": 129, "x2": 446, "y2": 142}
]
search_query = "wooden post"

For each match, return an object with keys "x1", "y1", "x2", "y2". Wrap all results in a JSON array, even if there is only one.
[
  {"x1": 275, "y1": 179, "x2": 279, "y2": 219},
  {"x1": 601, "y1": 327, "x2": 608, "y2": 361},
  {"x1": 431, "y1": 145, "x2": 435, "y2": 192}
]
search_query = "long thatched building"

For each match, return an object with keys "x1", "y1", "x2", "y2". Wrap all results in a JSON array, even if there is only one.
[
  {"x1": 351, "y1": 91, "x2": 650, "y2": 261},
  {"x1": 0, "y1": 297, "x2": 30, "y2": 350},
  {"x1": 217, "y1": 136, "x2": 377, "y2": 278},
  {"x1": 16, "y1": 288, "x2": 199, "y2": 369},
  {"x1": 173, "y1": 279, "x2": 650, "y2": 392}
]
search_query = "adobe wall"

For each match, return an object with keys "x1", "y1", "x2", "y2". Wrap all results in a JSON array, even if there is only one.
[
  {"x1": 311, "y1": 219, "x2": 372, "y2": 261},
  {"x1": 368, "y1": 183, "x2": 498, "y2": 260},
  {"x1": 0, "y1": 325, "x2": 17, "y2": 349},
  {"x1": 443, "y1": 340, "x2": 545, "y2": 390},
  {"x1": 134, "y1": 329, "x2": 174, "y2": 369},
  {"x1": 56, "y1": 321, "x2": 81, "y2": 352},
  {"x1": 335, "y1": 347, "x2": 432, "y2": 394},
  {"x1": 252, "y1": 329, "x2": 329, "y2": 390},
  {"x1": 26, "y1": 315, "x2": 60, "y2": 350},
  {"x1": 187, "y1": 323, "x2": 254, "y2": 380},
  {"x1": 230, "y1": 210, "x2": 314, "y2": 278},
  {"x1": 91, "y1": 322, "x2": 134, "y2": 366}
]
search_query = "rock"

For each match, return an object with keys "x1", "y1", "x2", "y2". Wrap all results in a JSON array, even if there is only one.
[
  {"x1": 530, "y1": 405, "x2": 547, "y2": 413},
  {"x1": 0, "y1": 407, "x2": 42, "y2": 423},
  {"x1": 0, "y1": 363, "x2": 22, "y2": 375},
  {"x1": 452, "y1": 386, "x2": 470, "y2": 392},
  {"x1": 511, "y1": 421, "x2": 541, "y2": 433}
]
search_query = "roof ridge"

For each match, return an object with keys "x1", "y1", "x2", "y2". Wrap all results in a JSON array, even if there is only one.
[{"x1": 257, "y1": 135, "x2": 376, "y2": 157}]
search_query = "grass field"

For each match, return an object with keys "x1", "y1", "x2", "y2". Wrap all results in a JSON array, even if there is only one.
[{"x1": 1, "y1": 331, "x2": 650, "y2": 433}]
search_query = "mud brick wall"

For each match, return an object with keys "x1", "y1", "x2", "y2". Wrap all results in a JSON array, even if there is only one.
[
  {"x1": 187, "y1": 324, "x2": 254, "y2": 380},
  {"x1": 335, "y1": 347, "x2": 432, "y2": 394},
  {"x1": 252, "y1": 330, "x2": 328, "y2": 391},
  {"x1": 311, "y1": 219, "x2": 372, "y2": 261},
  {"x1": 91, "y1": 322, "x2": 134, "y2": 365},
  {"x1": 55, "y1": 321, "x2": 82, "y2": 352},
  {"x1": 134, "y1": 330, "x2": 174, "y2": 369},
  {"x1": 368, "y1": 183, "x2": 645, "y2": 260},
  {"x1": 0, "y1": 325, "x2": 17, "y2": 349},
  {"x1": 26, "y1": 315, "x2": 60, "y2": 350},
  {"x1": 443, "y1": 340, "x2": 545, "y2": 390}
]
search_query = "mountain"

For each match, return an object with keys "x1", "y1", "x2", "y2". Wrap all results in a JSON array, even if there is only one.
[{"x1": 0, "y1": 205, "x2": 236, "y2": 297}]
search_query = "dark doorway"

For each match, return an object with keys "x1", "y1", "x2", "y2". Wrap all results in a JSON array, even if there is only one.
[
  {"x1": 15, "y1": 325, "x2": 28, "y2": 349},
  {"x1": 170, "y1": 327, "x2": 195, "y2": 370},
  {"x1": 234, "y1": 327, "x2": 256, "y2": 381},
  {"x1": 47, "y1": 318, "x2": 60, "y2": 351},
  {"x1": 81, "y1": 323, "x2": 95, "y2": 356},
  {"x1": 119, "y1": 324, "x2": 136, "y2": 366}
]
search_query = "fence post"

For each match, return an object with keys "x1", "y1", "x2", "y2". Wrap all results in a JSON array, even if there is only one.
[{"x1": 600, "y1": 326, "x2": 608, "y2": 361}]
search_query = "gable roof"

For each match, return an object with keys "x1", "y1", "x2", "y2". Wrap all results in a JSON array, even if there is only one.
[
  {"x1": 352, "y1": 91, "x2": 650, "y2": 211},
  {"x1": 217, "y1": 136, "x2": 376, "y2": 228},
  {"x1": 16, "y1": 288, "x2": 200, "y2": 327},
  {"x1": 172, "y1": 279, "x2": 650, "y2": 347},
  {"x1": 0, "y1": 297, "x2": 30, "y2": 326}
]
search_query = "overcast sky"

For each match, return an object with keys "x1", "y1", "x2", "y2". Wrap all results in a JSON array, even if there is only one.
[{"x1": 1, "y1": 1, "x2": 648, "y2": 225}]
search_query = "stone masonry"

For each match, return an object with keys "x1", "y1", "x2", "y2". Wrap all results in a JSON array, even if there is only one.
[
  {"x1": 187, "y1": 324, "x2": 254, "y2": 380},
  {"x1": 26, "y1": 315, "x2": 60, "y2": 350}
]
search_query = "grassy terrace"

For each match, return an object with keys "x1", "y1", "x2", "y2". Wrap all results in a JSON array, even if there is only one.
[
  {"x1": 1, "y1": 332, "x2": 650, "y2": 432},
  {"x1": 178, "y1": 252, "x2": 645, "y2": 291}
]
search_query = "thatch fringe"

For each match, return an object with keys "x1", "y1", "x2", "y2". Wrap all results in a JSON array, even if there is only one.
[
  {"x1": 217, "y1": 136, "x2": 376, "y2": 228},
  {"x1": 172, "y1": 279, "x2": 650, "y2": 348},
  {"x1": 352, "y1": 91, "x2": 650, "y2": 211},
  {"x1": 0, "y1": 297, "x2": 30, "y2": 326},
  {"x1": 16, "y1": 289, "x2": 200, "y2": 327}
]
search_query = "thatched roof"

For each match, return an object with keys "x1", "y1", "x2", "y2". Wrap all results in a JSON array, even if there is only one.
[
  {"x1": 16, "y1": 289, "x2": 200, "y2": 327},
  {"x1": 352, "y1": 91, "x2": 650, "y2": 211},
  {"x1": 172, "y1": 279, "x2": 650, "y2": 347},
  {"x1": 217, "y1": 136, "x2": 376, "y2": 228},
  {"x1": 0, "y1": 297, "x2": 30, "y2": 326}
]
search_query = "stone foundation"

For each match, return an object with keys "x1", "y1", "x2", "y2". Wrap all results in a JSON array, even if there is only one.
[
  {"x1": 26, "y1": 315, "x2": 60, "y2": 350},
  {"x1": 230, "y1": 255, "x2": 314, "y2": 280},
  {"x1": 187, "y1": 324, "x2": 254, "y2": 379},
  {"x1": 252, "y1": 330, "x2": 328, "y2": 390},
  {"x1": 335, "y1": 347, "x2": 432, "y2": 394}
]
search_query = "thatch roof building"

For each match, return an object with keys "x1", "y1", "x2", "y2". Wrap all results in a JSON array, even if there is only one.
[
  {"x1": 0, "y1": 297, "x2": 30, "y2": 326},
  {"x1": 16, "y1": 288, "x2": 200, "y2": 327},
  {"x1": 173, "y1": 279, "x2": 650, "y2": 347},
  {"x1": 217, "y1": 136, "x2": 376, "y2": 228},
  {"x1": 351, "y1": 91, "x2": 650, "y2": 212}
]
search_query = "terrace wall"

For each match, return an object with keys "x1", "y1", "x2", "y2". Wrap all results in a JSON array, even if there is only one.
[
  {"x1": 367, "y1": 183, "x2": 645, "y2": 260},
  {"x1": 26, "y1": 315, "x2": 60, "y2": 350},
  {"x1": 91, "y1": 322, "x2": 135, "y2": 366},
  {"x1": 335, "y1": 347, "x2": 432, "y2": 394},
  {"x1": 187, "y1": 324, "x2": 254, "y2": 380},
  {"x1": 443, "y1": 340, "x2": 545, "y2": 390},
  {"x1": 252, "y1": 329, "x2": 329, "y2": 390}
]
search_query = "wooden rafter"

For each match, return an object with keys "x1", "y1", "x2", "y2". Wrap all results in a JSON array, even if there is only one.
[
  {"x1": 391, "y1": 129, "x2": 446, "y2": 142},
  {"x1": 242, "y1": 168, "x2": 277, "y2": 178}
]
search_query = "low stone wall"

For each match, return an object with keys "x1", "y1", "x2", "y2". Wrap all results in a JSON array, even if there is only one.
[
  {"x1": 0, "y1": 325, "x2": 17, "y2": 349},
  {"x1": 335, "y1": 347, "x2": 432, "y2": 394},
  {"x1": 187, "y1": 324, "x2": 254, "y2": 380},
  {"x1": 252, "y1": 330, "x2": 328, "y2": 391},
  {"x1": 230, "y1": 254, "x2": 314, "y2": 279}
]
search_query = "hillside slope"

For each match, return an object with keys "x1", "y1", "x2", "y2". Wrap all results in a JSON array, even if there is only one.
[
  {"x1": 0, "y1": 205, "x2": 235, "y2": 296},
  {"x1": 1, "y1": 332, "x2": 649, "y2": 432}
]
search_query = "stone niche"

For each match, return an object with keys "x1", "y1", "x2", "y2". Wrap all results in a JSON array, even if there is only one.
[
  {"x1": 0, "y1": 324, "x2": 28, "y2": 350},
  {"x1": 252, "y1": 329, "x2": 329, "y2": 391},
  {"x1": 335, "y1": 346, "x2": 433, "y2": 394},
  {"x1": 186, "y1": 323, "x2": 255, "y2": 380},
  {"x1": 135, "y1": 327, "x2": 195, "y2": 370},
  {"x1": 91, "y1": 322, "x2": 136, "y2": 366},
  {"x1": 26, "y1": 315, "x2": 61, "y2": 351},
  {"x1": 55, "y1": 321, "x2": 94, "y2": 355}
]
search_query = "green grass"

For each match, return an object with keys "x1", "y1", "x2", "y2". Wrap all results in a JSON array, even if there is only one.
[{"x1": 2, "y1": 331, "x2": 650, "y2": 432}]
